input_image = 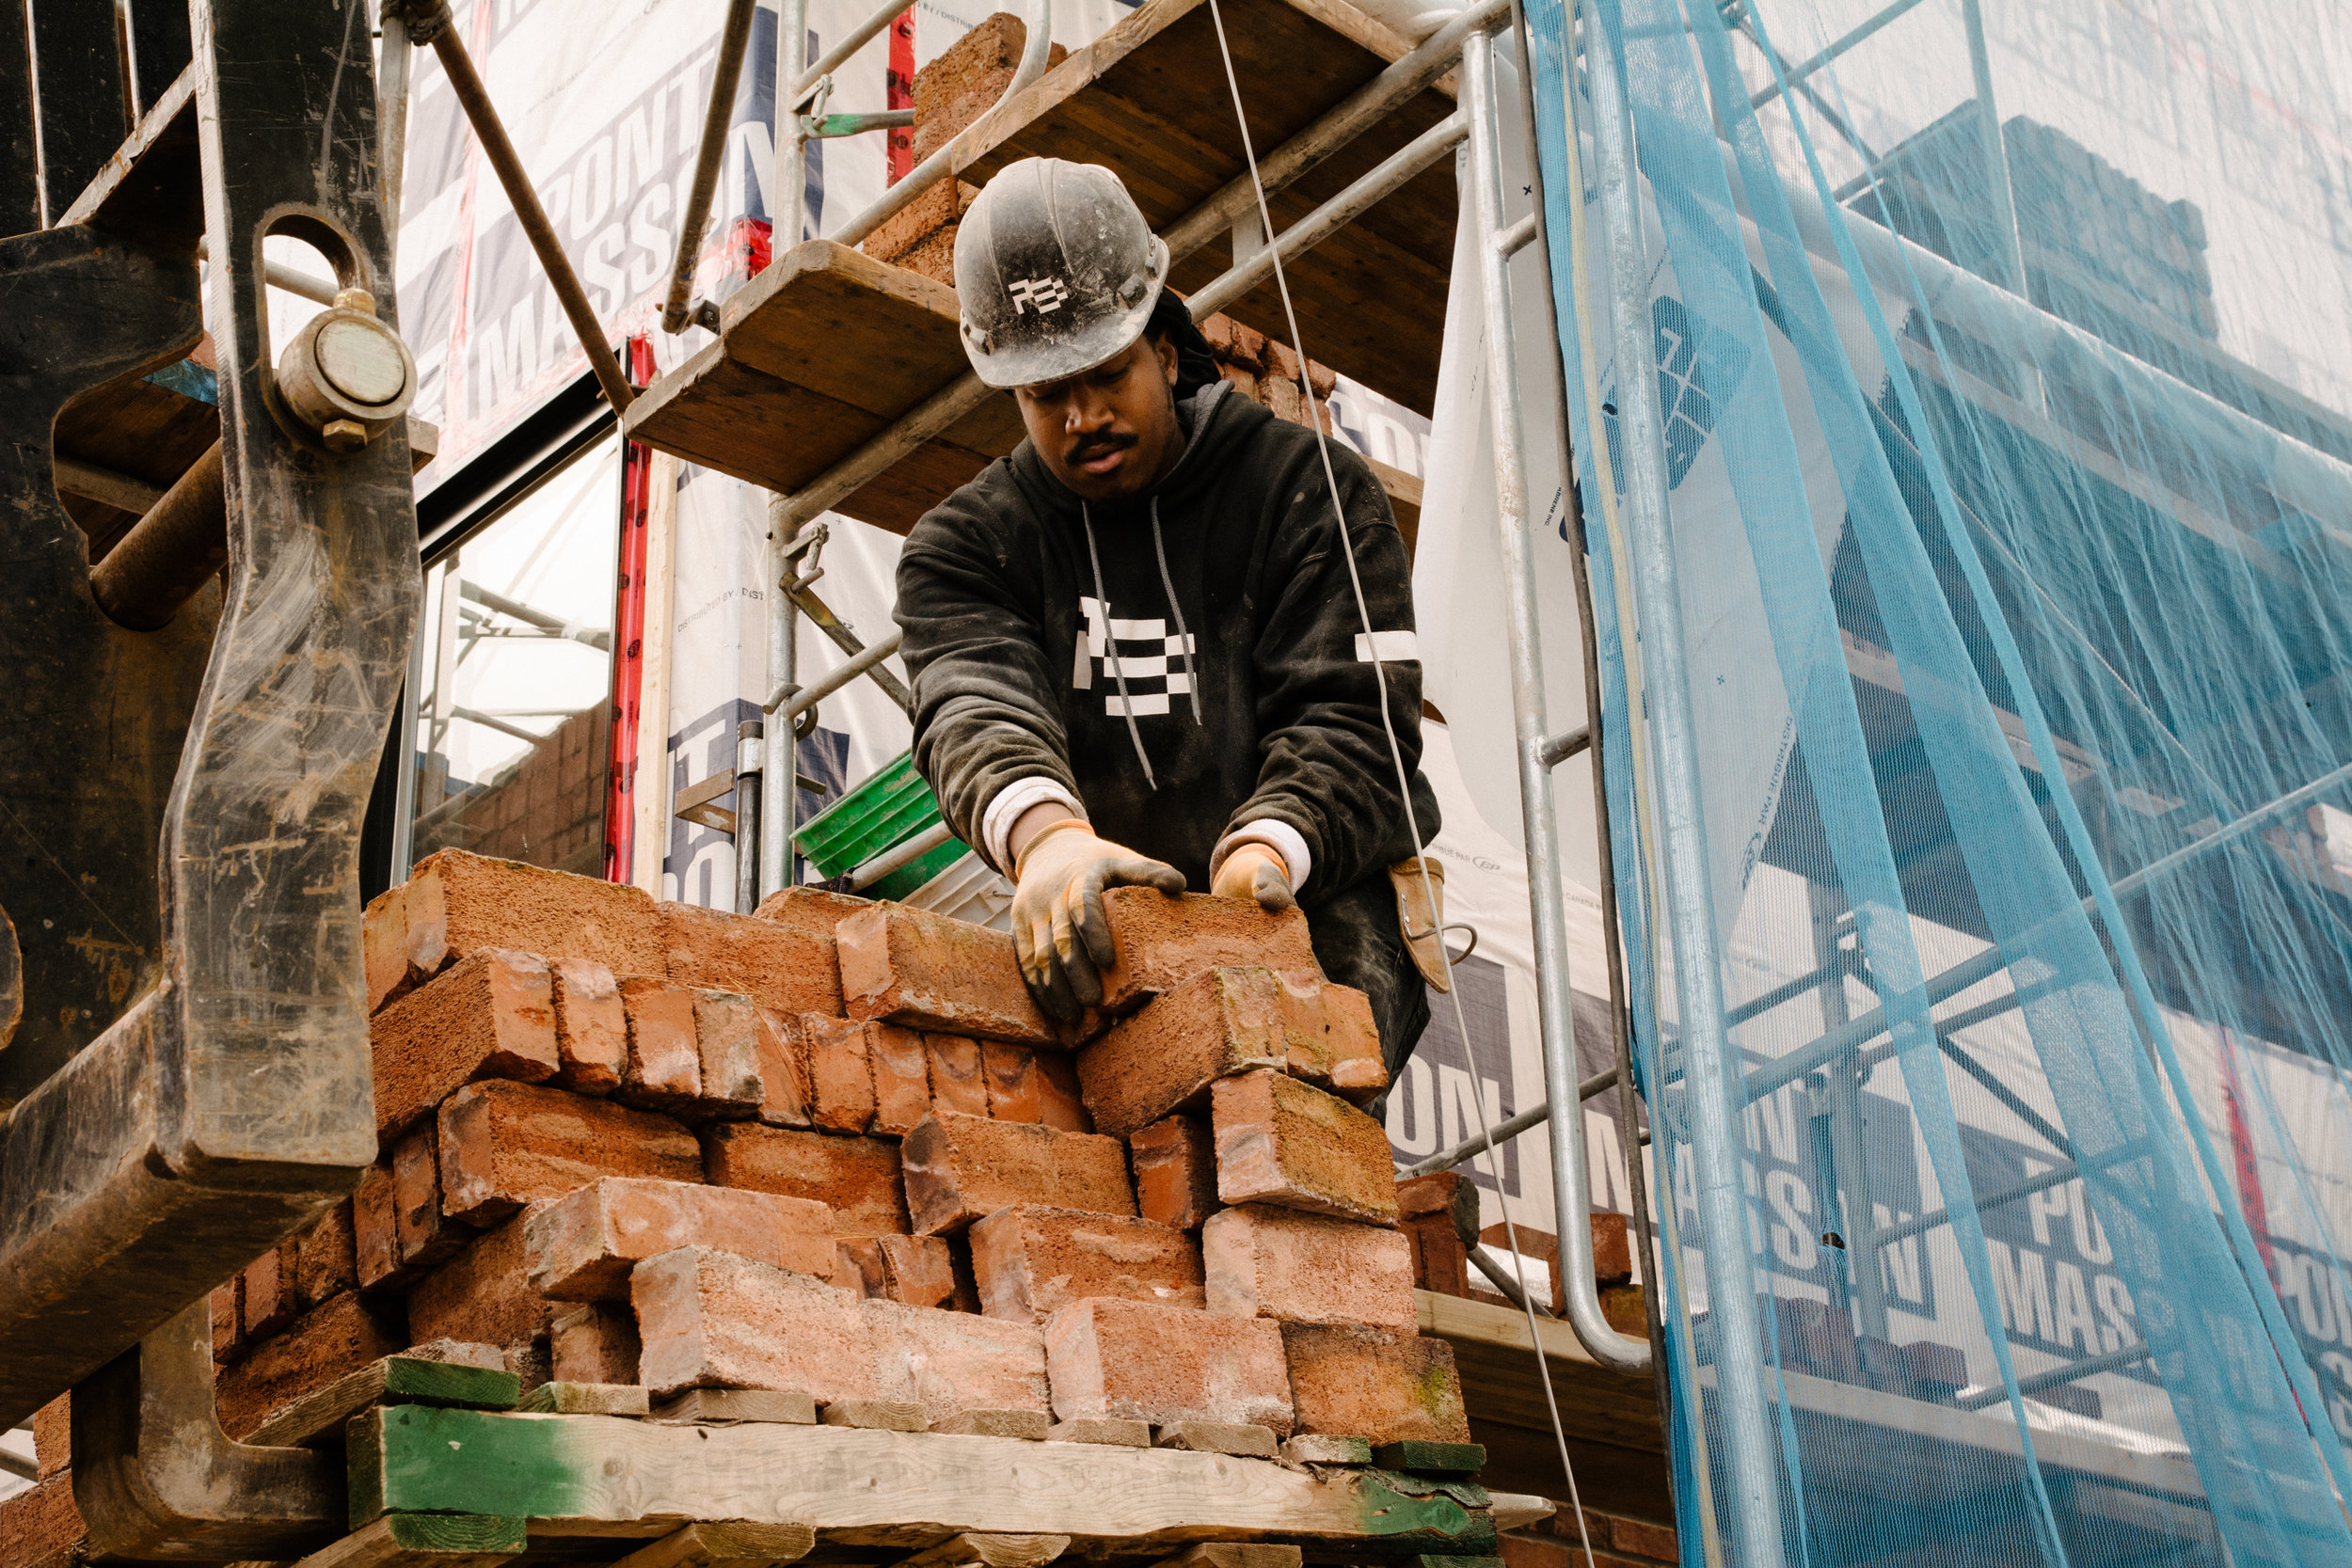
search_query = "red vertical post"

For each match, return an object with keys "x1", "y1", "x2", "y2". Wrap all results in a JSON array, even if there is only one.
[
  {"x1": 604, "y1": 334, "x2": 659, "y2": 882},
  {"x1": 885, "y1": 8, "x2": 915, "y2": 184}
]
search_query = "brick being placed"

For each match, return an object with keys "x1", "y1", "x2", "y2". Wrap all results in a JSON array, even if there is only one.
[
  {"x1": 832, "y1": 1234, "x2": 960, "y2": 1309},
  {"x1": 836, "y1": 903, "x2": 1061, "y2": 1045},
  {"x1": 1080, "y1": 966, "x2": 1378, "y2": 1137},
  {"x1": 1201, "y1": 1205, "x2": 1415, "y2": 1329},
  {"x1": 660, "y1": 898, "x2": 842, "y2": 1018},
  {"x1": 633, "y1": 1245, "x2": 1050, "y2": 1423},
  {"x1": 526, "y1": 1176, "x2": 836, "y2": 1300},
  {"x1": 1130, "y1": 1115, "x2": 1219, "y2": 1230},
  {"x1": 368, "y1": 848, "x2": 666, "y2": 1011},
  {"x1": 371, "y1": 948, "x2": 560, "y2": 1141},
  {"x1": 1212, "y1": 1069, "x2": 1400, "y2": 1224},
  {"x1": 1279, "y1": 1323, "x2": 1470, "y2": 1444},
  {"x1": 969, "y1": 1204, "x2": 1203, "y2": 1322},
  {"x1": 1092, "y1": 888, "x2": 1322, "y2": 1017},
  {"x1": 704, "y1": 1122, "x2": 910, "y2": 1234},
  {"x1": 1042, "y1": 1297, "x2": 1292, "y2": 1433},
  {"x1": 437, "y1": 1081, "x2": 703, "y2": 1227},
  {"x1": 900, "y1": 1111, "x2": 1134, "y2": 1235}
]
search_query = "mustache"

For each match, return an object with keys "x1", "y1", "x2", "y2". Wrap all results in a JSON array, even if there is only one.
[{"x1": 1067, "y1": 432, "x2": 1136, "y2": 463}]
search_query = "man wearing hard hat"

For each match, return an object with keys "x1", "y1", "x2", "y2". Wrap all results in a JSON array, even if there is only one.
[{"x1": 894, "y1": 157, "x2": 1445, "y2": 1078}]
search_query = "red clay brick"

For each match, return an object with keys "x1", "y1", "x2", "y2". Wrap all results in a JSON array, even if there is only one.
[
  {"x1": 437, "y1": 1080, "x2": 703, "y2": 1226},
  {"x1": 660, "y1": 899, "x2": 841, "y2": 1018},
  {"x1": 1093, "y1": 889, "x2": 1322, "y2": 1018},
  {"x1": 30, "y1": 1397, "x2": 66, "y2": 1481},
  {"x1": 1076, "y1": 967, "x2": 1292, "y2": 1136},
  {"x1": 550, "y1": 1303, "x2": 640, "y2": 1385},
  {"x1": 1130, "y1": 1115, "x2": 1218, "y2": 1230},
  {"x1": 408, "y1": 1207, "x2": 552, "y2": 1352},
  {"x1": 400, "y1": 848, "x2": 665, "y2": 989},
  {"x1": 632, "y1": 1245, "x2": 1048, "y2": 1421},
  {"x1": 1203, "y1": 1205, "x2": 1414, "y2": 1329},
  {"x1": 1042, "y1": 1297, "x2": 1291, "y2": 1432},
  {"x1": 1212, "y1": 1069, "x2": 1399, "y2": 1224},
  {"x1": 867, "y1": 1023, "x2": 932, "y2": 1135},
  {"x1": 392, "y1": 1122, "x2": 469, "y2": 1277},
  {"x1": 1279, "y1": 1323, "x2": 1469, "y2": 1443},
  {"x1": 241, "y1": 1240, "x2": 299, "y2": 1339},
  {"x1": 1609, "y1": 1514, "x2": 1677, "y2": 1562},
  {"x1": 794, "y1": 1013, "x2": 877, "y2": 1132},
  {"x1": 618, "y1": 975, "x2": 702, "y2": 1110},
  {"x1": 1286, "y1": 982, "x2": 1386, "y2": 1103},
  {"x1": 294, "y1": 1201, "x2": 358, "y2": 1305},
  {"x1": 911, "y1": 11, "x2": 1026, "y2": 121},
  {"x1": 971, "y1": 1205, "x2": 1202, "y2": 1322},
  {"x1": 984, "y1": 1042, "x2": 1043, "y2": 1124},
  {"x1": 354, "y1": 1162, "x2": 399, "y2": 1290},
  {"x1": 0, "y1": 1471, "x2": 86, "y2": 1567},
  {"x1": 550, "y1": 957, "x2": 627, "y2": 1095},
  {"x1": 1480, "y1": 1222, "x2": 1564, "y2": 1312},
  {"x1": 691, "y1": 990, "x2": 766, "y2": 1118},
  {"x1": 704, "y1": 1122, "x2": 908, "y2": 1234},
  {"x1": 364, "y1": 880, "x2": 412, "y2": 1013},
  {"x1": 1396, "y1": 1170, "x2": 1468, "y2": 1219},
  {"x1": 1591, "y1": 1212, "x2": 1633, "y2": 1285},
  {"x1": 836, "y1": 904, "x2": 1059, "y2": 1045},
  {"x1": 215, "y1": 1291, "x2": 405, "y2": 1440},
  {"x1": 864, "y1": 178, "x2": 968, "y2": 263},
  {"x1": 834, "y1": 1234, "x2": 959, "y2": 1308},
  {"x1": 1406, "y1": 1214, "x2": 1471, "y2": 1297},
  {"x1": 371, "y1": 948, "x2": 560, "y2": 1142},
  {"x1": 900, "y1": 1112, "x2": 1135, "y2": 1235},
  {"x1": 1032, "y1": 1053, "x2": 1089, "y2": 1132},
  {"x1": 527, "y1": 1176, "x2": 834, "y2": 1299},
  {"x1": 754, "y1": 1007, "x2": 813, "y2": 1128},
  {"x1": 925, "y1": 1033, "x2": 990, "y2": 1117}
]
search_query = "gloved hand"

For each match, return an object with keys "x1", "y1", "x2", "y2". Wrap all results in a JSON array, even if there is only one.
[
  {"x1": 1212, "y1": 843, "x2": 1295, "y2": 911},
  {"x1": 1010, "y1": 818, "x2": 1185, "y2": 1021}
]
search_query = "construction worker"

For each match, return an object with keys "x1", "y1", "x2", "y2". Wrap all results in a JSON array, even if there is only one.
[{"x1": 894, "y1": 157, "x2": 1449, "y2": 1077}]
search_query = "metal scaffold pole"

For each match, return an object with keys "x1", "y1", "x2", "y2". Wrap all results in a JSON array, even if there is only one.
[{"x1": 1581, "y1": 8, "x2": 1787, "y2": 1562}]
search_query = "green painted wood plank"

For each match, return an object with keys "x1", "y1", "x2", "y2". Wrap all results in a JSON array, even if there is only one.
[
  {"x1": 1369, "y1": 1442, "x2": 1486, "y2": 1477},
  {"x1": 381, "y1": 1359, "x2": 522, "y2": 1409}
]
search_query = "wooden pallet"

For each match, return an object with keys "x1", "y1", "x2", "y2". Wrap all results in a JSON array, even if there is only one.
[{"x1": 622, "y1": 0, "x2": 1440, "y2": 541}]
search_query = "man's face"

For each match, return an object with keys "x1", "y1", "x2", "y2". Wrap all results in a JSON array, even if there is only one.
[{"x1": 1013, "y1": 333, "x2": 1184, "y2": 503}]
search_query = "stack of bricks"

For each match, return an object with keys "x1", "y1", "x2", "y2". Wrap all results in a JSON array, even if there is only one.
[
  {"x1": 860, "y1": 14, "x2": 1068, "y2": 286},
  {"x1": 862, "y1": 12, "x2": 1337, "y2": 443},
  {"x1": 183, "y1": 847, "x2": 1475, "y2": 1460},
  {"x1": 1502, "y1": 1503, "x2": 1677, "y2": 1568},
  {"x1": 1398, "y1": 1169, "x2": 1645, "y2": 1335}
]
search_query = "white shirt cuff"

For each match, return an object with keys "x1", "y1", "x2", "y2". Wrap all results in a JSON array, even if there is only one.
[
  {"x1": 1211, "y1": 819, "x2": 1312, "y2": 895},
  {"x1": 980, "y1": 778, "x2": 1085, "y2": 874}
]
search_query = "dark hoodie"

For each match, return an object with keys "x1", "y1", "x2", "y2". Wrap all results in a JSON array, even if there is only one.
[{"x1": 894, "y1": 374, "x2": 1440, "y2": 1061}]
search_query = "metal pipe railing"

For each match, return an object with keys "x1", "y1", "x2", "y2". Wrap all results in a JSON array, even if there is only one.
[
  {"x1": 1398, "y1": 1065, "x2": 1619, "y2": 1180},
  {"x1": 848, "y1": 819, "x2": 956, "y2": 891},
  {"x1": 1583, "y1": 9, "x2": 1785, "y2": 1556},
  {"x1": 1463, "y1": 25, "x2": 1647, "y2": 1378},
  {"x1": 660, "y1": 0, "x2": 757, "y2": 332},
  {"x1": 766, "y1": 627, "x2": 903, "y2": 718}
]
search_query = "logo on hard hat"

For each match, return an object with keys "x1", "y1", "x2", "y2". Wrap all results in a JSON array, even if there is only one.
[{"x1": 1007, "y1": 277, "x2": 1072, "y2": 315}]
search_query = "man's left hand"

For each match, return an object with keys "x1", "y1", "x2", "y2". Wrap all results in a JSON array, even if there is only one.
[{"x1": 1212, "y1": 844, "x2": 1295, "y2": 911}]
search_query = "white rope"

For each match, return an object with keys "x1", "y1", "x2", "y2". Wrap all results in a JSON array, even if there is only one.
[{"x1": 1199, "y1": 8, "x2": 1598, "y2": 1563}]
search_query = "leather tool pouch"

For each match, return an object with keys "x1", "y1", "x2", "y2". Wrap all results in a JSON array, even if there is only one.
[{"x1": 1389, "y1": 855, "x2": 1452, "y2": 992}]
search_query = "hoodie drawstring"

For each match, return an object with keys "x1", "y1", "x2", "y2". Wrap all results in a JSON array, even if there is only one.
[
  {"x1": 1081, "y1": 501, "x2": 1157, "y2": 788},
  {"x1": 1151, "y1": 499, "x2": 1203, "y2": 726}
]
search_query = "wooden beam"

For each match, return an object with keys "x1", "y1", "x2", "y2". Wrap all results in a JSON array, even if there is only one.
[
  {"x1": 285, "y1": 1513, "x2": 526, "y2": 1568},
  {"x1": 898, "y1": 1533, "x2": 1070, "y2": 1568},
  {"x1": 246, "y1": 1353, "x2": 518, "y2": 1449},
  {"x1": 347, "y1": 1407, "x2": 1498, "y2": 1552},
  {"x1": 612, "y1": 1521, "x2": 818, "y2": 1568},
  {"x1": 1143, "y1": 1545, "x2": 1302, "y2": 1568},
  {"x1": 518, "y1": 1382, "x2": 651, "y2": 1418}
]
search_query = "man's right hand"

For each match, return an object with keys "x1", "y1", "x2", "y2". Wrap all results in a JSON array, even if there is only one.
[{"x1": 1009, "y1": 817, "x2": 1184, "y2": 1022}]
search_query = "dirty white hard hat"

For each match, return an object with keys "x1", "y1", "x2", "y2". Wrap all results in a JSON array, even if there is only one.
[{"x1": 955, "y1": 157, "x2": 1171, "y2": 389}]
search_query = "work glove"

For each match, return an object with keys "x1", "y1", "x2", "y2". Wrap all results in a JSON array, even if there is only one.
[
  {"x1": 1010, "y1": 819, "x2": 1185, "y2": 1022},
  {"x1": 1211, "y1": 843, "x2": 1295, "y2": 911}
]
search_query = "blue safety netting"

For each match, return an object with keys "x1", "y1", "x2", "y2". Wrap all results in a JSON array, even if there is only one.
[{"x1": 1522, "y1": 1, "x2": 2352, "y2": 1563}]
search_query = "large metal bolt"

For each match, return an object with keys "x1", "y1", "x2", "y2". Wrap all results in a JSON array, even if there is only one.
[{"x1": 276, "y1": 284, "x2": 417, "y2": 451}]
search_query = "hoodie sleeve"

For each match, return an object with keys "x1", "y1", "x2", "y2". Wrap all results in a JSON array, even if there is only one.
[
  {"x1": 895, "y1": 479, "x2": 1081, "y2": 874},
  {"x1": 1226, "y1": 438, "x2": 1439, "y2": 897}
]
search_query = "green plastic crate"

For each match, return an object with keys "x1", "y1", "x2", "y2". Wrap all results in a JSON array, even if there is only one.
[{"x1": 794, "y1": 752, "x2": 972, "y2": 901}]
